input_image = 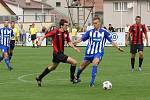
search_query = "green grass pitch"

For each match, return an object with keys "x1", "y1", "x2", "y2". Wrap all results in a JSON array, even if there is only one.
[{"x1": 0, "y1": 47, "x2": 150, "y2": 100}]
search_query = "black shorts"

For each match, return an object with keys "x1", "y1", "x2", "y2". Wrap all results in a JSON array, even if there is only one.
[
  {"x1": 31, "y1": 34, "x2": 36, "y2": 40},
  {"x1": 130, "y1": 44, "x2": 144, "y2": 54},
  {"x1": 52, "y1": 52, "x2": 68, "y2": 63},
  {"x1": 10, "y1": 40, "x2": 15, "y2": 50}
]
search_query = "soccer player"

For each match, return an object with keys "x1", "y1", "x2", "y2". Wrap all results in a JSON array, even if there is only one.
[
  {"x1": 126, "y1": 16, "x2": 148, "y2": 72},
  {"x1": 10, "y1": 21, "x2": 19, "y2": 60},
  {"x1": 74, "y1": 16, "x2": 124, "y2": 87},
  {"x1": 30, "y1": 23, "x2": 38, "y2": 48},
  {"x1": 0, "y1": 21, "x2": 14, "y2": 70},
  {"x1": 35, "y1": 19, "x2": 80, "y2": 87},
  {"x1": 11, "y1": 21, "x2": 20, "y2": 42}
]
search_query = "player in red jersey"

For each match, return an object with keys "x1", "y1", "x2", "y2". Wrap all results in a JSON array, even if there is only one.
[
  {"x1": 36, "y1": 19, "x2": 80, "y2": 87},
  {"x1": 126, "y1": 16, "x2": 148, "y2": 72}
]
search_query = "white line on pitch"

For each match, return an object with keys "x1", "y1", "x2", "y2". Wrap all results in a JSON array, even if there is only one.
[{"x1": 17, "y1": 73, "x2": 68, "y2": 84}]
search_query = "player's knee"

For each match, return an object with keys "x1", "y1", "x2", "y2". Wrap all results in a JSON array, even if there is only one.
[
  {"x1": 72, "y1": 60, "x2": 77, "y2": 66},
  {"x1": 92, "y1": 60, "x2": 99, "y2": 65},
  {"x1": 92, "y1": 62, "x2": 99, "y2": 66},
  {"x1": 139, "y1": 54, "x2": 143, "y2": 58},
  {"x1": 48, "y1": 67, "x2": 56, "y2": 71},
  {"x1": 92, "y1": 61, "x2": 99, "y2": 65},
  {"x1": 3, "y1": 53, "x2": 9, "y2": 58},
  {"x1": 139, "y1": 52, "x2": 143, "y2": 58}
]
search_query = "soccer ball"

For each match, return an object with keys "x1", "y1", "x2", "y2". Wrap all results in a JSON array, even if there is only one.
[{"x1": 103, "y1": 81, "x2": 112, "y2": 90}]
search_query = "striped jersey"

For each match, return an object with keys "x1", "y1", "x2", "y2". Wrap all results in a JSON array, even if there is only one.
[
  {"x1": 0, "y1": 27, "x2": 14, "y2": 47},
  {"x1": 81, "y1": 28, "x2": 112, "y2": 55},
  {"x1": 129, "y1": 24, "x2": 147, "y2": 44},
  {"x1": 45, "y1": 28, "x2": 71, "y2": 54}
]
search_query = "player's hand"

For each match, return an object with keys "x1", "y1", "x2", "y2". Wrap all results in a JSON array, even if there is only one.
[
  {"x1": 73, "y1": 41, "x2": 78, "y2": 46},
  {"x1": 118, "y1": 47, "x2": 124, "y2": 52},
  {"x1": 74, "y1": 47, "x2": 80, "y2": 53},
  {"x1": 37, "y1": 41, "x2": 42, "y2": 46},
  {"x1": 73, "y1": 38, "x2": 82, "y2": 45}
]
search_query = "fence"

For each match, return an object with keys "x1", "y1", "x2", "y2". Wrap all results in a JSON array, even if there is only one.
[{"x1": 0, "y1": 14, "x2": 56, "y2": 23}]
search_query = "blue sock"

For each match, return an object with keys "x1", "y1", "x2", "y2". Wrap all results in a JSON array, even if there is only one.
[
  {"x1": 77, "y1": 68, "x2": 82, "y2": 79},
  {"x1": 0, "y1": 56, "x2": 3, "y2": 62},
  {"x1": 90, "y1": 65, "x2": 97, "y2": 85},
  {"x1": 4, "y1": 58, "x2": 12, "y2": 69}
]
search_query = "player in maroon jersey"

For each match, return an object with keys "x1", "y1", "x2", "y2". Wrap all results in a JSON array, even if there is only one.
[
  {"x1": 126, "y1": 16, "x2": 148, "y2": 72},
  {"x1": 35, "y1": 19, "x2": 80, "y2": 87}
]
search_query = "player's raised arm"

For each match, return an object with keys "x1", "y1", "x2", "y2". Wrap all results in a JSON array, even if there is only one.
[{"x1": 37, "y1": 29, "x2": 56, "y2": 46}]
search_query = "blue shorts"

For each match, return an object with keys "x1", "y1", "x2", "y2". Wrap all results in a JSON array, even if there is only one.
[
  {"x1": 84, "y1": 52, "x2": 104, "y2": 63},
  {"x1": 0, "y1": 45, "x2": 9, "y2": 53}
]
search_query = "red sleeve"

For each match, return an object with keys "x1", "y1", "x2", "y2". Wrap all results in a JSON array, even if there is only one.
[
  {"x1": 67, "y1": 32, "x2": 71, "y2": 43},
  {"x1": 45, "y1": 29, "x2": 56, "y2": 38}
]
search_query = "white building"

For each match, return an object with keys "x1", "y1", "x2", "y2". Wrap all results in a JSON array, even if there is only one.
[
  {"x1": 104, "y1": 0, "x2": 150, "y2": 31},
  {"x1": 3, "y1": 0, "x2": 54, "y2": 22}
]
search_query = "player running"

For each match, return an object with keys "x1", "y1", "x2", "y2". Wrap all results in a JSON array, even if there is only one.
[
  {"x1": 0, "y1": 21, "x2": 14, "y2": 70},
  {"x1": 74, "y1": 16, "x2": 124, "y2": 87},
  {"x1": 35, "y1": 19, "x2": 80, "y2": 87}
]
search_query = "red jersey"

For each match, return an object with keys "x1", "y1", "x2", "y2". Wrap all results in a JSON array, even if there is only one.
[
  {"x1": 129, "y1": 24, "x2": 147, "y2": 44},
  {"x1": 45, "y1": 29, "x2": 71, "y2": 54}
]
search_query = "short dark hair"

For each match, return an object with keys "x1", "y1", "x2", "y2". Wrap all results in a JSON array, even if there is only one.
[
  {"x1": 136, "y1": 16, "x2": 141, "y2": 19},
  {"x1": 59, "y1": 19, "x2": 68, "y2": 27},
  {"x1": 92, "y1": 16, "x2": 100, "y2": 21}
]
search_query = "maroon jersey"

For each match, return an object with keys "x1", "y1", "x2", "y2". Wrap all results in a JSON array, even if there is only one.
[
  {"x1": 129, "y1": 24, "x2": 147, "y2": 44},
  {"x1": 45, "y1": 29, "x2": 71, "y2": 54}
]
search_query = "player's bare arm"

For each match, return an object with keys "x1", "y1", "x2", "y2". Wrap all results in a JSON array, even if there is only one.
[
  {"x1": 68, "y1": 42, "x2": 80, "y2": 53},
  {"x1": 112, "y1": 41, "x2": 124, "y2": 52},
  {"x1": 37, "y1": 36, "x2": 46, "y2": 46}
]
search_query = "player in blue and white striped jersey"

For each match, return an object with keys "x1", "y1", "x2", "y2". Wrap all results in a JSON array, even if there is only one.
[
  {"x1": 0, "y1": 21, "x2": 14, "y2": 70},
  {"x1": 74, "y1": 16, "x2": 124, "y2": 87}
]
